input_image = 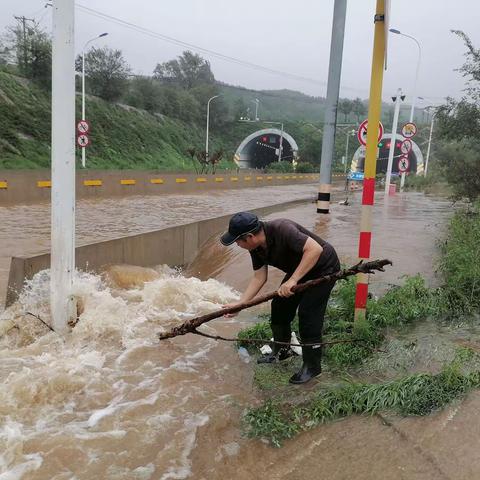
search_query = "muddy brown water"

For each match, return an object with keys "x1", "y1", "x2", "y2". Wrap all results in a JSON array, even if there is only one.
[{"x1": 0, "y1": 187, "x2": 454, "y2": 479}]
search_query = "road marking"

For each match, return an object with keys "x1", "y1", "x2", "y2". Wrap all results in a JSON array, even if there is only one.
[
  {"x1": 230, "y1": 177, "x2": 238, "y2": 181},
  {"x1": 37, "y1": 181, "x2": 51, "y2": 188},
  {"x1": 244, "y1": 176, "x2": 251, "y2": 181},
  {"x1": 0, "y1": 181, "x2": 7, "y2": 189},
  {"x1": 120, "y1": 179, "x2": 136, "y2": 185},
  {"x1": 83, "y1": 180, "x2": 102, "y2": 186},
  {"x1": 256, "y1": 176, "x2": 263, "y2": 181},
  {"x1": 196, "y1": 178, "x2": 207, "y2": 183},
  {"x1": 176, "y1": 178, "x2": 187, "y2": 183},
  {"x1": 266, "y1": 176, "x2": 273, "y2": 180},
  {"x1": 215, "y1": 177, "x2": 224, "y2": 182},
  {"x1": 150, "y1": 178, "x2": 164, "y2": 184}
]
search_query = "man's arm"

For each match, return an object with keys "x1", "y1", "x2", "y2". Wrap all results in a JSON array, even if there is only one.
[
  {"x1": 223, "y1": 266, "x2": 268, "y2": 315},
  {"x1": 278, "y1": 237, "x2": 323, "y2": 297}
]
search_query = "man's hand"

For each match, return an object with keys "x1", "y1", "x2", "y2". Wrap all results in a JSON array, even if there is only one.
[
  {"x1": 222, "y1": 302, "x2": 242, "y2": 317},
  {"x1": 278, "y1": 278, "x2": 298, "y2": 298}
]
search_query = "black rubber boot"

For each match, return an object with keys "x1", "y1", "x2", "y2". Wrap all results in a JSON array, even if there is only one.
[
  {"x1": 257, "y1": 323, "x2": 292, "y2": 364},
  {"x1": 289, "y1": 340, "x2": 322, "y2": 384}
]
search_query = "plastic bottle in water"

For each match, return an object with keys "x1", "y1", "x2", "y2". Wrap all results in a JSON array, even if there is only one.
[{"x1": 238, "y1": 347, "x2": 251, "y2": 364}]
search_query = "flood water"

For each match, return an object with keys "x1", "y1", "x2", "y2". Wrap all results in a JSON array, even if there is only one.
[{"x1": 0, "y1": 186, "x2": 455, "y2": 479}]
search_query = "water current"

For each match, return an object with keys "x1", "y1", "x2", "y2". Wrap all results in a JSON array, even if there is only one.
[{"x1": 0, "y1": 186, "x2": 454, "y2": 479}]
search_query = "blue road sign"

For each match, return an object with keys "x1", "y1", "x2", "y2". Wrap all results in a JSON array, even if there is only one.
[{"x1": 349, "y1": 171, "x2": 364, "y2": 181}]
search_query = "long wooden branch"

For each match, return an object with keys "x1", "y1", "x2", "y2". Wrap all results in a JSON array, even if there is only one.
[{"x1": 158, "y1": 259, "x2": 392, "y2": 341}]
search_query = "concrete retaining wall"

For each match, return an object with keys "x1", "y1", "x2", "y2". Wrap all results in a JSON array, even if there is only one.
[
  {"x1": 5, "y1": 198, "x2": 313, "y2": 306},
  {"x1": 0, "y1": 169, "x2": 333, "y2": 205}
]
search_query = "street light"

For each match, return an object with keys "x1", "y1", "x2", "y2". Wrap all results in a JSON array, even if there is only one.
[
  {"x1": 81, "y1": 32, "x2": 108, "y2": 168},
  {"x1": 389, "y1": 28, "x2": 422, "y2": 123},
  {"x1": 424, "y1": 107, "x2": 438, "y2": 177},
  {"x1": 205, "y1": 94, "x2": 221, "y2": 162},
  {"x1": 251, "y1": 98, "x2": 259, "y2": 121},
  {"x1": 344, "y1": 129, "x2": 356, "y2": 174}
]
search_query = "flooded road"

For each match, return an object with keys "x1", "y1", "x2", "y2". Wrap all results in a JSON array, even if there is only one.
[
  {"x1": 0, "y1": 187, "x2": 455, "y2": 479},
  {"x1": 0, "y1": 183, "x2": 318, "y2": 310}
]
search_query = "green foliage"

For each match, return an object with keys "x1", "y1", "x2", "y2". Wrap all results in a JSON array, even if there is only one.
[
  {"x1": 295, "y1": 162, "x2": 316, "y2": 173},
  {"x1": 77, "y1": 47, "x2": 131, "y2": 102},
  {"x1": 264, "y1": 161, "x2": 294, "y2": 173},
  {"x1": 154, "y1": 50, "x2": 215, "y2": 89},
  {"x1": 438, "y1": 202, "x2": 480, "y2": 315},
  {"x1": 6, "y1": 22, "x2": 51, "y2": 89},
  {"x1": 244, "y1": 358, "x2": 480, "y2": 446}
]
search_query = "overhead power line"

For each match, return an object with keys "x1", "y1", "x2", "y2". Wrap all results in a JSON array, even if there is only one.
[{"x1": 76, "y1": 3, "x2": 367, "y2": 94}]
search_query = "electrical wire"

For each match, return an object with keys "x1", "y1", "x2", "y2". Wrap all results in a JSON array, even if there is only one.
[{"x1": 76, "y1": 3, "x2": 368, "y2": 94}]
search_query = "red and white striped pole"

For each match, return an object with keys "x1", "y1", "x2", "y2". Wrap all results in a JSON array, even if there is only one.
[{"x1": 354, "y1": 0, "x2": 386, "y2": 321}]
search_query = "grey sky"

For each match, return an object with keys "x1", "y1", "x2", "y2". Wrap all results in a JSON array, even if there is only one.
[{"x1": 2, "y1": 1, "x2": 479, "y2": 105}]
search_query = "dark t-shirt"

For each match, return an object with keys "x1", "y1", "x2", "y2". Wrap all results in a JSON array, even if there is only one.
[{"x1": 249, "y1": 219, "x2": 340, "y2": 280}]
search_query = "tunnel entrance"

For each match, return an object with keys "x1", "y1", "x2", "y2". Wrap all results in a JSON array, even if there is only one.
[
  {"x1": 350, "y1": 133, "x2": 425, "y2": 176},
  {"x1": 234, "y1": 128, "x2": 299, "y2": 169}
]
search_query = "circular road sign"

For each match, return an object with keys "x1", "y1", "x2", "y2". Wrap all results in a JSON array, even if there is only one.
[
  {"x1": 77, "y1": 120, "x2": 90, "y2": 134},
  {"x1": 400, "y1": 139, "x2": 413, "y2": 154},
  {"x1": 77, "y1": 134, "x2": 90, "y2": 148},
  {"x1": 401, "y1": 122, "x2": 417, "y2": 138},
  {"x1": 398, "y1": 156, "x2": 410, "y2": 173},
  {"x1": 357, "y1": 119, "x2": 384, "y2": 146}
]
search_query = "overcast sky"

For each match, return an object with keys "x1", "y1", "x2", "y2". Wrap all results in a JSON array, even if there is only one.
[{"x1": 2, "y1": 1, "x2": 478, "y2": 105}]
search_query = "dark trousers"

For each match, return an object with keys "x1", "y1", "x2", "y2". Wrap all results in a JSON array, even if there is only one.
[{"x1": 270, "y1": 279, "x2": 336, "y2": 343}]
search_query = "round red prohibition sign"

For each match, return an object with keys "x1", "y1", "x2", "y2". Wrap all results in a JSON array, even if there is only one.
[
  {"x1": 400, "y1": 139, "x2": 413, "y2": 154},
  {"x1": 77, "y1": 134, "x2": 90, "y2": 148},
  {"x1": 398, "y1": 156, "x2": 410, "y2": 173},
  {"x1": 77, "y1": 120, "x2": 90, "y2": 134},
  {"x1": 401, "y1": 122, "x2": 417, "y2": 138},
  {"x1": 357, "y1": 119, "x2": 384, "y2": 146}
]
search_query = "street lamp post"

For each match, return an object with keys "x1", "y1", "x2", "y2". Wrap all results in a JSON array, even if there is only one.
[
  {"x1": 389, "y1": 29, "x2": 421, "y2": 123},
  {"x1": 81, "y1": 32, "x2": 108, "y2": 168},
  {"x1": 206, "y1": 94, "x2": 221, "y2": 161},
  {"x1": 424, "y1": 108, "x2": 437, "y2": 177},
  {"x1": 344, "y1": 129, "x2": 356, "y2": 174},
  {"x1": 251, "y1": 98, "x2": 259, "y2": 121},
  {"x1": 390, "y1": 28, "x2": 421, "y2": 191}
]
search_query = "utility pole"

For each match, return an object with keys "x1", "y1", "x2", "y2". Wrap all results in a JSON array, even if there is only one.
[
  {"x1": 384, "y1": 88, "x2": 404, "y2": 196},
  {"x1": 424, "y1": 109, "x2": 436, "y2": 176},
  {"x1": 14, "y1": 15, "x2": 35, "y2": 69},
  {"x1": 354, "y1": 0, "x2": 387, "y2": 322},
  {"x1": 51, "y1": 0, "x2": 76, "y2": 333},
  {"x1": 317, "y1": 0, "x2": 347, "y2": 214}
]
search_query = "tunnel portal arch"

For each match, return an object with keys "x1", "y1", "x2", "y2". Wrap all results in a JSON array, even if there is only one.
[
  {"x1": 350, "y1": 133, "x2": 424, "y2": 176},
  {"x1": 234, "y1": 128, "x2": 299, "y2": 169}
]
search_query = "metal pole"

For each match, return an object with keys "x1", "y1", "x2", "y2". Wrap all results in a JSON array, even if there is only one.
[
  {"x1": 317, "y1": 0, "x2": 347, "y2": 214},
  {"x1": 81, "y1": 47, "x2": 86, "y2": 168},
  {"x1": 206, "y1": 95, "x2": 220, "y2": 161},
  {"x1": 354, "y1": 0, "x2": 386, "y2": 322},
  {"x1": 51, "y1": 0, "x2": 76, "y2": 333},
  {"x1": 278, "y1": 123, "x2": 284, "y2": 162},
  {"x1": 344, "y1": 132, "x2": 350, "y2": 174},
  {"x1": 424, "y1": 112, "x2": 435, "y2": 176},
  {"x1": 384, "y1": 88, "x2": 402, "y2": 196}
]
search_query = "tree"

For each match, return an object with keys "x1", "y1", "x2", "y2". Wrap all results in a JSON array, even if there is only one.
[
  {"x1": 233, "y1": 97, "x2": 248, "y2": 120},
  {"x1": 6, "y1": 21, "x2": 51, "y2": 88},
  {"x1": 125, "y1": 76, "x2": 163, "y2": 113},
  {"x1": 153, "y1": 50, "x2": 215, "y2": 89},
  {"x1": 76, "y1": 47, "x2": 131, "y2": 102},
  {"x1": 338, "y1": 99, "x2": 353, "y2": 122},
  {"x1": 351, "y1": 98, "x2": 366, "y2": 122},
  {"x1": 434, "y1": 31, "x2": 480, "y2": 201}
]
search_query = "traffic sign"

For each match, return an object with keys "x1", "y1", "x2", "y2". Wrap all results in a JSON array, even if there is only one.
[
  {"x1": 398, "y1": 156, "x2": 410, "y2": 173},
  {"x1": 400, "y1": 139, "x2": 412, "y2": 154},
  {"x1": 349, "y1": 171, "x2": 364, "y2": 181},
  {"x1": 77, "y1": 134, "x2": 90, "y2": 148},
  {"x1": 401, "y1": 122, "x2": 417, "y2": 138},
  {"x1": 77, "y1": 120, "x2": 90, "y2": 134},
  {"x1": 357, "y1": 119, "x2": 384, "y2": 146}
]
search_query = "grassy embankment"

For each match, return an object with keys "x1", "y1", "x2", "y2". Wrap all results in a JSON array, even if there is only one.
[
  {"x1": 239, "y1": 201, "x2": 480, "y2": 447},
  {"x1": 0, "y1": 71, "x2": 259, "y2": 171}
]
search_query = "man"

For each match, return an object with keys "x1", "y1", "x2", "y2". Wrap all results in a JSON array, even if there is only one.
[{"x1": 220, "y1": 211, "x2": 340, "y2": 384}]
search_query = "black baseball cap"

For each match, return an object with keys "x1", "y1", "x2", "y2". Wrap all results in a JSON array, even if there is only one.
[{"x1": 220, "y1": 212, "x2": 261, "y2": 246}]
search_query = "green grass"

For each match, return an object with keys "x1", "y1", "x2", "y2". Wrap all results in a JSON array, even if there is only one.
[{"x1": 244, "y1": 348, "x2": 480, "y2": 447}]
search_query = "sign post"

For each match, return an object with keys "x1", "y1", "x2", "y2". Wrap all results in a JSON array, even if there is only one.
[
  {"x1": 354, "y1": 0, "x2": 386, "y2": 322},
  {"x1": 400, "y1": 122, "x2": 417, "y2": 190}
]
